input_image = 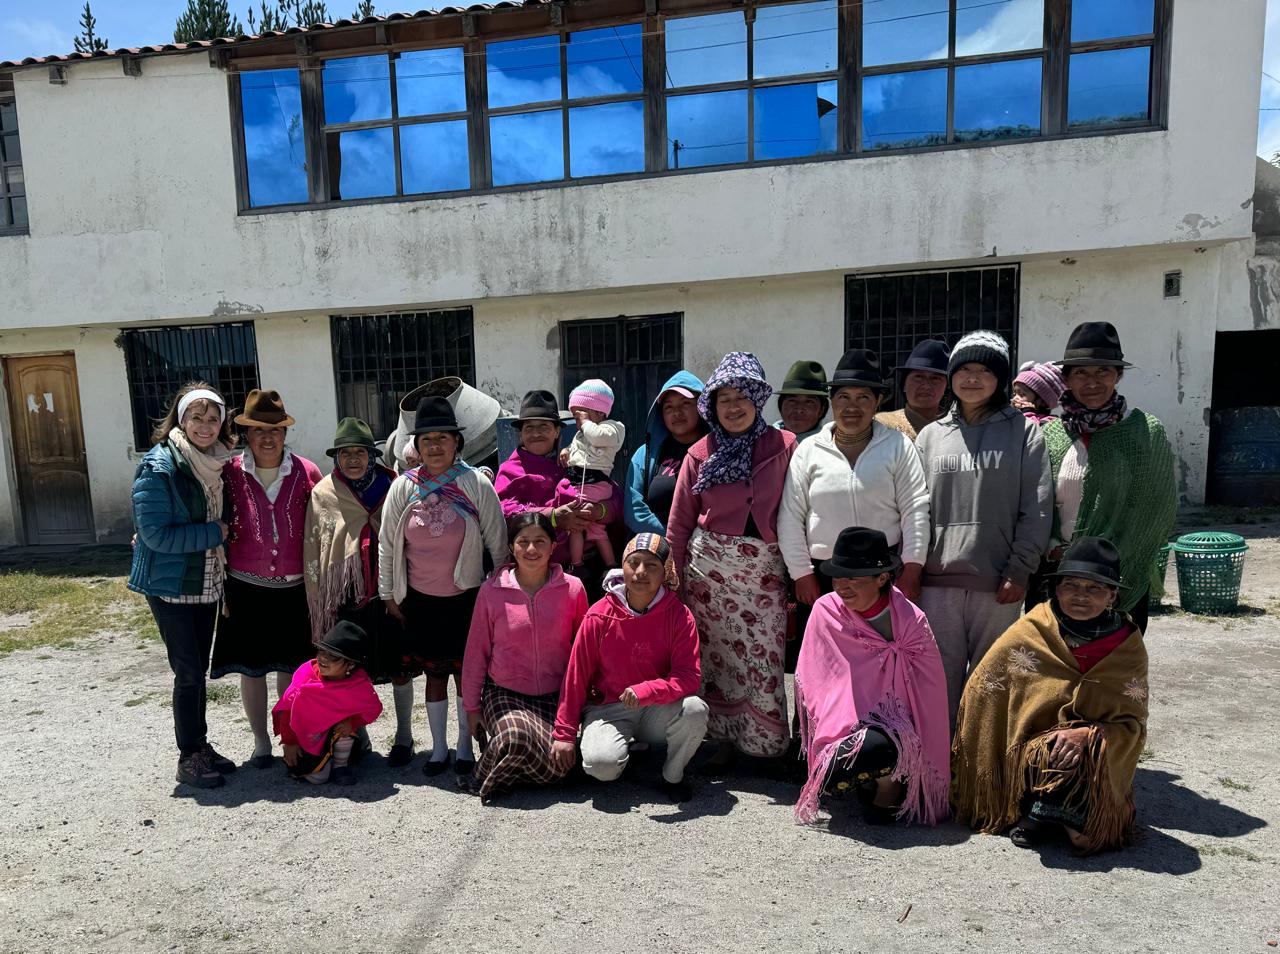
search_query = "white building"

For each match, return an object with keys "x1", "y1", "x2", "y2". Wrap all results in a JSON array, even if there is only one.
[{"x1": 0, "y1": 0, "x2": 1271, "y2": 544}]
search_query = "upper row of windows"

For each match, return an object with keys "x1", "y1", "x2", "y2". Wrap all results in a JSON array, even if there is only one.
[{"x1": 246, "y1": 0, "x2": 1159, "y2": 208}]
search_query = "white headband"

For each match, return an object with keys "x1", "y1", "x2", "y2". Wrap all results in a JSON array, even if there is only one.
[{"x1": 177, "y1": 388, "x2": 226, "y2": 424}]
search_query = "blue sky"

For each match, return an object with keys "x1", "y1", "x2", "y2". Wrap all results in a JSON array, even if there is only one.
[{"x1": 2, "y1": 0, "x2": 1280, "y2": 158}]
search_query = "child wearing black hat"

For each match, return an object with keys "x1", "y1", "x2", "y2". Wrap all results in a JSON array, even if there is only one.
[{"x1": 272, "y1": 622, "x2": 384, "y2": 786}]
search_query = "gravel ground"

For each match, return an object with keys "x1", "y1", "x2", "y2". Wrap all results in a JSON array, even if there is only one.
[{"x1": 2, "y1": 522, "x2": 1278, "y2": 954}]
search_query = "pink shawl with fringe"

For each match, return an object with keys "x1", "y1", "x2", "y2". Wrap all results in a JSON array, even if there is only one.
[
  {"x1": 272, "y1": 661, "x2": 384, "y2": 756},
  {"x1": 794, "y1": 588, "x2": 950, "y2": 825}
]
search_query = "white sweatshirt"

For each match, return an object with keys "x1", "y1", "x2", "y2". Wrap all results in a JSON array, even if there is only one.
[
  {"x1": 778, "y1": 422, "x2": 931, "y2": 579},
  {"x1": 566, "y1": 418, "x2": 626, "y2": 473}
]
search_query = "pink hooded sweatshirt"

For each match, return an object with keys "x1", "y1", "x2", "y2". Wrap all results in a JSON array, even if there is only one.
[{"x1": 462, "y1": 564, "x2": 589, "y2": 712}]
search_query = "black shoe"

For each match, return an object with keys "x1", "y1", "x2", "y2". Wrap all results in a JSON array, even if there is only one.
[
  {"x1": 249, "y1": 753, "x2": 274, "y2": 770},
  {"x1": 200, "y1": 743, "x2": 237, "y2": 774},
  {"x1": 330, "y1": 766, "x2": 356, "y2": 787},
  {"x1": 454, "y1": 758, "x2": 475, "y2": 777},
  {"x1": 661, "y1": 778, "x2": 694, "y2": 803},
  {"x1": 422, "y1": 755, "x2": 450, "y2": 777},
  {"x1": 1010, "y1": 815, "x2": 1052, "y2": 848},
  {"x1": 456, "y1": 772, "x2": 482, "y2": 796},
  {"x1": 176, "y1": 751, "x2": 226, "y2": 789},
  {"x1": 387, "y1": 744, "x2": 414, "y2": 768},
  {"x1": 863, "y1": 802, "x2": 898, "y2": 826}
]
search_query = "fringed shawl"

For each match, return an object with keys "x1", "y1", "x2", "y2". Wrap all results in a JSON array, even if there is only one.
[
  {"x1": 303, "y1": 466, "x2": 395, "y2": 642},
  {"x1": 272, "y1": 660, "x2": 383, "y2": 756},
  {"x1": 951, "y1": 600, "x2": 1149, "y2": 854},
  {"x1": 794, "y1": 589, "x2": 951, "y2": 826}
]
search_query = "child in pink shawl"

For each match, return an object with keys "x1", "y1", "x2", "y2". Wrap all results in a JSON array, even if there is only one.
[
  {"x1": 794, "y1": 528, "x2": 950, "y2": 826},
  {"x1": 273, "y1": 621, "x2": 383, "y2": 786}
]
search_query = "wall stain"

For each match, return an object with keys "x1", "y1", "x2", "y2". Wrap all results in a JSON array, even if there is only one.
[
  {"x1": 1247, "y1": 258, "x2": 1280, "y2": 330},
  {"x1": 1175, "y1": 330, "x2": 1186, "y2": 405},
  {"x1": 211, "y1": 299, "x2": 264, "y2": 317},
  {"x1": 1178, "y1": 213, "x2": 1222, "y2": 240}
]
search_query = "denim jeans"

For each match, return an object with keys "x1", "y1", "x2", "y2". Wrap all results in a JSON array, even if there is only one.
[{"x1": 147, "y1": 598, "x2": 218, "y2": 756}]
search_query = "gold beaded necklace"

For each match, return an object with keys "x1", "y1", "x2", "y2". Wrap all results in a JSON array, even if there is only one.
[{"x1": 833, "y1": 425, "x2": 873, "y2": 447}]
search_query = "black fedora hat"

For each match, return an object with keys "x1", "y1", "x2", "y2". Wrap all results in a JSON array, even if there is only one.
[
  {"x1": 1058, "y1": 322, "x2": 1133, "y2": 368},
  {"x1": 820, "y1": 527, "x2": 903, "y2": 579},
  {"x1": 1049, "y1": 536, "x2": 1122, "y2": 587},
  {"x1": 516, "y1": 389, "x2": 567, "y2": 425},
  {"x1": 826, "y1": 349, "x2": 889, "y2": 393},
  {"x1": 410, "y1": 395, "x2": 463, "y2": 436},
  {"x1": 892, "y1": 339, "x2": 950, "y2": 376},
  {"x1": 317, "y1": 620, "x2": 369, "y2": 666}
]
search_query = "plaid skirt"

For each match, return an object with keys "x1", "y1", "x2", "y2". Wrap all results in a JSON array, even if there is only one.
[{"x1": 473, "y1": 678, "x2": 567, "y2": 801}]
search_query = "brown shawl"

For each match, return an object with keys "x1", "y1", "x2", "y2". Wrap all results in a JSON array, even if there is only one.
[
  {"x1": 951, "y1": 601, "x2": 1149, "y2": 854},
  {"x1": 303, "y1": 471, "x2": 387, "y2": 642}
]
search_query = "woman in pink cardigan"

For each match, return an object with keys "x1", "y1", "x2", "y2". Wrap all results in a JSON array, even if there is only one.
[
  {"x1": 667, "y1": 352, "x2": 797, "y2": 772},
  {"x1": 210, "y1": 390, "x2": 322, "y2": 768},
  {"x1": 459, "y1": 511, "x2": 588, "y2": 802}
]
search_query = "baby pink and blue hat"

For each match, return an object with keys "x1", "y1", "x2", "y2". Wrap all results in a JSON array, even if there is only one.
[{"x1": 569, "y1": 379, "x2": 615, "y2": 415}]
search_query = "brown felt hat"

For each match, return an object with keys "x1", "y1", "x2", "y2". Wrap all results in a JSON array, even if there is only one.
[{"x1": 234, "y1": 389, "x2": 296, "y2": 428}]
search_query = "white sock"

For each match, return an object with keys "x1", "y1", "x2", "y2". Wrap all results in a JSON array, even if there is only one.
[
  {"x1": 455, "y1": 695, "x2": 474, "y2": 762},
  {"x1": 426, "y1": 699, "x2": 449, "y2": 762},
  {"x1": 332, "y1": 736, "x2": 355, "y2": 769},
  {"x1": 392, "y1": 681, "x2": 415, "y2": 748},
  {"x1": 240, "y1": 675, "x2": 271, "y2": 756}
]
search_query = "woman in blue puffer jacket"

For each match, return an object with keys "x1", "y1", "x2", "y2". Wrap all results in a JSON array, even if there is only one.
[
  {"x1": 622, "y1": 370, "x2": 706, "y2": 535},
  {"x1": 128, "y1": 381, "x2": 235, "y2": 789}
]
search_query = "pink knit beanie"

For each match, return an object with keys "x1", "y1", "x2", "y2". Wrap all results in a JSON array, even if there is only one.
[
  {"x1": 568, "y1": 378, "x2": 614, "y2": 415},
  {"x1": 1014, "y1": 362, "x2": 1067, "y2": 409}
]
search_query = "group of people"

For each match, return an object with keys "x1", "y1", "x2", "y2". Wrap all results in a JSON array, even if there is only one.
[{"x1": 128, "y1": 318, "x2": 1175, "y2": 853}]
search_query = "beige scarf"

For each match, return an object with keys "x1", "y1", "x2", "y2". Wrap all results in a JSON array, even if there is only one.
[
  {"x1": 303, "y1": 472, "x2": 384, "y2": 642},
  {"x1": 168, "y1": 427, "x2": 231, "y2": 567}
]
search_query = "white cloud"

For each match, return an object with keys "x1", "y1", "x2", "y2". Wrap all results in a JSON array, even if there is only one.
[
  {"x1": 952, "y1": 0, "x2": 1042, "y2": 58},
  {"x1": 0, "y1": 16, "x2": 74, "y2": 61}
]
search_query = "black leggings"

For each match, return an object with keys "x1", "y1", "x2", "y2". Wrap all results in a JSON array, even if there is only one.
[{"x1": 825, "y1": 727, "x2": 899, "y2": 793}]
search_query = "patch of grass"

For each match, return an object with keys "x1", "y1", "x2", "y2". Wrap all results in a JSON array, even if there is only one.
[
  {"x1": 0, "y1": 573, "x2": 81, "y2": 615},
  {"x1": 123, "y1": 696, "x2": 150, "y2": 708},
  {"x1": 1217, "y1": 777, "x2": 1252, "y2": 792},
  {"x1": 1197, "y1": 843, "x2": 1262, "y2": 863},
  {"x1": 206, "y1": 683, "x2": 241, "y2": 705},
  {"x1": 0, "y1": 569, "x2": 154, "y2": 655},
  {"x1": 1138, "y1": 746, "x2": 1156, "y2": 763},
  {"x1": 25, "y1": 709, "x2": 43, "y2": 717}
]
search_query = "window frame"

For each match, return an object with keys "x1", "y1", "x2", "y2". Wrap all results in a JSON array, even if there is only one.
[
  {"x1": 0, "y1": 92, "x2": 28, "y2": 236},
  {"x1": 228, "y1": 0, "x2": 1174, "y2": 215}
]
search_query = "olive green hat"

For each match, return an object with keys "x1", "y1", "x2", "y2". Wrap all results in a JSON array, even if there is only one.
[
  {"x1": 776, "y1": 360, "x2": 828, "y2": 397},
  {"x1": 326, "y1": 417, "x2": 382, "y2": 458}
]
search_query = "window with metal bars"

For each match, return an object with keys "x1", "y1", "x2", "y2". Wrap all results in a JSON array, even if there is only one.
[
  {"x1": 331, "y1": 309, "x2": 476, "y2": 440},
  {"x1": 560, "y1": 314, "x2": 683, "y2": 471},
  {"x1": 845, "y1": 266, "x2": 1019, "y2": 410},
  {"x1": 121, "y1": 322, "x2": 261, "y2": 450},
  {"x1": 0, "y1": 96, "x2": 26, "y2": 233}
]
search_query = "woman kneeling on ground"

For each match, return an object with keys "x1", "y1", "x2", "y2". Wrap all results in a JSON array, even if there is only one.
[
  {"x1": 129, "y1": 382, "x2": 236, "y2": 789},
  {"x1": 460, "y1": 512, "x2": 589, "y2": 803},
  {"x1": 551, "y1": 534, "x2": 709, "y2": 802},
  {"x1": 794, "y1": 528, "x2": 949, "y2": 827},
  {"x1": 951, "y1": 536, "x2": 1149, "y2": 854}
]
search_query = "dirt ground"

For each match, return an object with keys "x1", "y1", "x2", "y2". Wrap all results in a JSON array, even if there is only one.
[{"x1": 1, "y1": 519, "x2": 1278, "y2": 954}]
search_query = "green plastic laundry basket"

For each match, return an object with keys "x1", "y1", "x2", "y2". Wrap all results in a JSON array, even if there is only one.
[
  {"x1": 1171, "y1": 532, "x2": 1248, "y2": 615},
  {"x1": 1151, "y1": 544, "x2": 1172, "y2": 606}
]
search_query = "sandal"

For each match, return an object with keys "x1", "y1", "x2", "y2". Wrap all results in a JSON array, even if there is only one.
[{"x1": 1010, "y1": 815, "x2": 1052, "y2": 848}]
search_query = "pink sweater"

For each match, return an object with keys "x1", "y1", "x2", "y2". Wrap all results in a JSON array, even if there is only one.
[
  {"x1": 462, "y1": 564, "x2": 588, "y2": 712},
  {"x1": 665, "y1": 426, "x2": 797, "y2": 574},
  {"x1": 553, "y1": 589, "x2": 702, "y2": 742},
  {"x1": 223, "y1": 453, "x2": 322, "y2": 578}
]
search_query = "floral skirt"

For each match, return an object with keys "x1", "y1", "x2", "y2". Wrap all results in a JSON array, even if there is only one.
[{"x1": 685, "y1": 529, "x2": 789, "y2": 757}]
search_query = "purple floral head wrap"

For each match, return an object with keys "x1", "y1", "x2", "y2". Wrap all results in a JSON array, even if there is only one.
[{"x1": 693, "y1": 352, "x2": 773, "y2": 495}]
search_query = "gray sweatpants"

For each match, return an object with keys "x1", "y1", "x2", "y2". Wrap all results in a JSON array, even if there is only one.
[
  {"x1": 580, "y1": 696, "x2": 709, "y2": 784},
  {"x1": 919, "y1": 585, "x2": 1023, "y2": 731}
]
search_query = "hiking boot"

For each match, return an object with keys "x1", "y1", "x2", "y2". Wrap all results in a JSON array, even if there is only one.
[
  {"x1": 177, "y1": 750, "x2": 225, "y2": 789},
  {"x1": 200, "y1": 743, "x2": 237, "y2": 774}
]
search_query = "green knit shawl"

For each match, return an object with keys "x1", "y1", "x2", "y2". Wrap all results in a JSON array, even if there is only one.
[{"x1": 1043, "y1": 411, "x2": 1177, "y2": 613}]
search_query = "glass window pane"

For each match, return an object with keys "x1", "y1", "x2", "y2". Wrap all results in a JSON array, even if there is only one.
[
  {"x1": 956, "y1": 0, "x2": 1043, "y2": 57},
  {"x1": 665, "y1": 12, "x2": 746, "y2": 88},
  {"x1": 1, "y1": 133, "x2": 19, "y2": 164},
  {"x1": 401, "y1": 120, "x2": 470, "y2": 193},
  {"x1": 861, "y1": 68, "x2": 947, "y2": 150},
  {"x1": 0, "y1": 197, "x2": 9, "y2": 227},
  {"x1": 753, "y1": 80, "x2": 837, "y2": 159},
  {"x1": 0, "y1": 101, "x2": 15, "y2": 131},
  {"x1": 753, "y1": 0, "x2": 838, "y2": 79},
  {"x1": 10, "y1": 194, "x2": 26, "y2": 228},
  {"x1": 1068, "y1": 47, "x2": 1151, "y2": 127},
  {"x1": 490, "y1": 109, "x2": 564, "y2": 185},
  {"x1": 4, "y1": 165, "x2": 23, "y2": 194},
  {"x1": 328, "y1": 127, "x2": 396, "y2": 200},
  {"x1": 396, "y1": 48, "x2": 467, "y2": 116},
  {"x1": 863, "y1": 0, "x2": 949, "y2": 68},
  {"x1": 954, "y1": 57, "x2": 1042, "y2": 142},
  {"x1": 666, "y1": 89, "x2": 747, "y2": 168},
  {"x1": 240, "y1": 69, "x2": 309, "y2": 207},
  {"x1": 567, "y1": 25, "x2": 643, "y2": 99},
  {"x1": 323, "y1": 54, "x2": 392, "y2": 124},
  {"x1": 487, "y1": 35, "x2": 562, "y2": 109},
  {"x1": 569, "y1": 101, "x2": 645, "y2": 177},
  {"x1": 1071, "y1": 0, "x2": 1154, "y2": 41}
]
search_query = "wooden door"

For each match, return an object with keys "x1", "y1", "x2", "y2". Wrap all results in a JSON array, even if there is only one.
[{"x1": 3, "y1": 353, "x2": 94, "y2": 544}]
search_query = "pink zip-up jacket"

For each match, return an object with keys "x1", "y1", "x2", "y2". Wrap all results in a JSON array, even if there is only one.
[
  {"x1": 665, "y1": 426, "x2": 797, "y2": 575},
  {"x1": 462, "y1": 564, "x2": 588, "y2": 712},
  {"x1": 553, "y1": 588, "x2": 702, "y2": 742},
  {"x1": 223, "y1": 453, "x2": 322, "y2": 578}
]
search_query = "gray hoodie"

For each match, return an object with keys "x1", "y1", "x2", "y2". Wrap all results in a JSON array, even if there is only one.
[{"x1": 914, "y1": 404, "x2": 1052, "y2": 591}]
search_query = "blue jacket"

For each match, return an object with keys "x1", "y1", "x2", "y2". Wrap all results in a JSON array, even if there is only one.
[
  {"x1": 127, "y1": 442, "x2": 225, "y2": 598},
  {"x1": 623, "y1": 370, "x2": 705, "y2": 535}
]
